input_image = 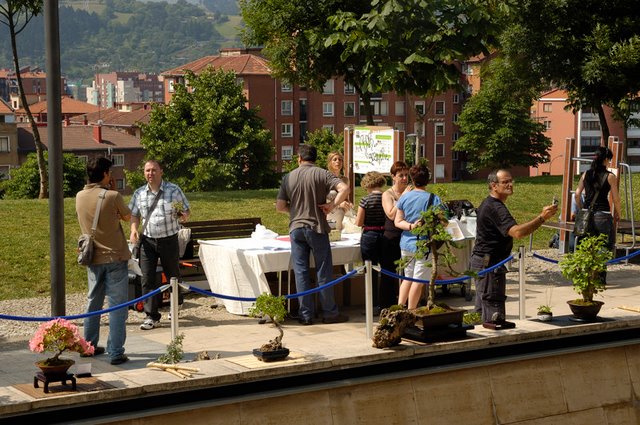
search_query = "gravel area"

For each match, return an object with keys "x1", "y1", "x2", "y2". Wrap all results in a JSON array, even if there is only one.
[{"x1": 0, "y1": 291, "x2": 254, "y2": 343}]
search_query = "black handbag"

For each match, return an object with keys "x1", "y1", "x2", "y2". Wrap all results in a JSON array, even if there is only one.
[{"x1": 574, "y1": 172, "x2": 607, "y2": 236}]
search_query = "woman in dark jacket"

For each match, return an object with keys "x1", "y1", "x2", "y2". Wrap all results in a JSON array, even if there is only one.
[{"x1": 574, "y1": 146, "x2": 622, "y2": 252}]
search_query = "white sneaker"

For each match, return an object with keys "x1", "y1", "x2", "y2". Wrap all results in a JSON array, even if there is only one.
[{"x1": 140, "y1": 318, "x2": 160, "y2": 330}]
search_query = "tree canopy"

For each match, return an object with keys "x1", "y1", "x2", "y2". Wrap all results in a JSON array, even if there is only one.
[
  {"x1": 241, "y1": 0, "x2": 506, "y2": 124},
  {"x1": 454, "y1": 57, "x2": 552, "y2": 171},
  {"x1": 499, "y1": 0, "x2": 640, "y2": 144},
  {"x1": 140, "y1": 68, "x2": 277, "y2": 191}
]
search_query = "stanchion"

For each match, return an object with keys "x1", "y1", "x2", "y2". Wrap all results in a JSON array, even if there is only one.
[
  {"x1": 170, "y1": 277, "x2": 179, "y2": 340},
  {"x1": 365, "y1": 260, "x2": 373, "y2": 339},
  {"x1": 519, "y1": 246, "x2": 526, "y2": 320}
]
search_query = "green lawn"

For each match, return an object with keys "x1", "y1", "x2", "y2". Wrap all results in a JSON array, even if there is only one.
[{"x1": 1, "y1": 174, "x2": 638, "y2": 301}]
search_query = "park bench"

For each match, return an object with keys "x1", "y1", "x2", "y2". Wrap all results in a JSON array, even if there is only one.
[{"x1": 179, "y1": 217, "x2": 263, "y2": 283}]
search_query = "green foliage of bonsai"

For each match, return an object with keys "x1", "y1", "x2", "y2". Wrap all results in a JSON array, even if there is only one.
[
  {"x1": 249, "y1": 293, "x2": 288, "y2": 351},
  {"x1": 157, "y1": 333, "x2": 185, "y2": 364},
  {"x1": 559, "y1": 234, "x2": 612, "y2": 304},
  {"x1": 537, "y1": 305, "x2": 552, "y2": 314}
]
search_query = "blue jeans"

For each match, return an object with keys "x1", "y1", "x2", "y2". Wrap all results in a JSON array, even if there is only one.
[
  {"x1": 290, "y1": 227, "x2": 339, "y2": 321},
  {"x1": 360, "y1": 230, "x2": 384, "y2": 307},
  {"x1": 84, "y1": 261, "x2": 128, "y2": 359}
]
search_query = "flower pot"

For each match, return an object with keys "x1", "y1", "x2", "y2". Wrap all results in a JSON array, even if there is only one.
[
  {"x1": 537, "y1": 312, "x2": 553, "y2": 322},
  {"x1": 567, "y1": 300, "x2": 604, "y2": 322},
  {"x1": 35, "y1": 358, "x2": 75, "y2": 379},
  {"x1": 252, "y1": 347, "x2": 289, "y2": 362}
]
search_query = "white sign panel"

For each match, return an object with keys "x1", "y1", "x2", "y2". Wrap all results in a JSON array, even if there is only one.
[{"x1": 352, "y1": 126, "x2": 395, "y2": 174}]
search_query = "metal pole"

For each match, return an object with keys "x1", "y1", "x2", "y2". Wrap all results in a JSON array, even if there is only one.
[
  {"x1": 433, "y1": 122, "x2": 437, "y2": 183},
  {"x1": 519, "y1": 246, "x2": 526, "y2": 320},
  {"x1": 170, "y1": 277, "x2": 179, "y2": 340},
  {"x1": 45, "y1": 1, "x2": 65, "y2": 316},
  {"x1": 365, "y1": 260, "x2": 373, "y2": 339}
]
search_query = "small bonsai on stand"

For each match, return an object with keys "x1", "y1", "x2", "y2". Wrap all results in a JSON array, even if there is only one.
[
  {"x1": 536, "y1": 305, "x2": 553, "y2": 321},
  {"x1": 559, "y1": 234, "x2": 611, "y2": 321},
  {"x1": 249, "y1": 293, "x2": 290, "y2": 361}
]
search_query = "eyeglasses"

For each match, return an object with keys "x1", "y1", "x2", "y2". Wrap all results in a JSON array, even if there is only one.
[{"x1": 495, "y1": 179, "x2": 513, "y2": 185}]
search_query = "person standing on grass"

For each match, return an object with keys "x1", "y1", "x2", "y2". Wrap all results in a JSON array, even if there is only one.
[
  {"x1": 380, "y1": 161, "x2": 411, "y2": 309},
  {"x1": 471, "y1": 169, "x2": 557, "y2": 325},
  {"x1": 326, "y1": 151, "x2": 353, "y2": 231},
  {"x1": 394, "y1": 163, "x2": 442, "y2": 309},
  {"x1": 355, "y1": 171, "x2": 387, "y2": 315},
  {"x1": 76, "y1": 157, "x2": 131, "y2": 365},
  {"x1": 129, "y1": 160, "x2": 190, "y2": 331},
  {"x1": 276, "y1": 144, "x2": 350, "y2": 325}
]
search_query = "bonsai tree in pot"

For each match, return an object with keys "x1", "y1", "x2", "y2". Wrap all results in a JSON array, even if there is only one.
[
  {"x1": 249, "y1": 293, "x2": 290, "y2": 361},
  {"x1": 536, "y1": 305, "x2": 553, "y2": 322},
  {"x1": 559, "y1": 233, "x2": 612, "y2": 321}
]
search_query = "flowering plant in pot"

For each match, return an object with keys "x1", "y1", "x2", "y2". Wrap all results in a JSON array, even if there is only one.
[
  {"x1": 29, "y1": 318, "x2": 94, "y2": 368},
  {"x1": 248, "y1": 293, "x2": 289, "y2": 361},
  {"x1": 558, "y1": 234, "x2": 612, "y2": 321}
]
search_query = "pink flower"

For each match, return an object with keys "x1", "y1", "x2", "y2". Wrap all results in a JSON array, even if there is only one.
[{"x1": 29, "y1": 318, "x2": 94, "y2": 365}]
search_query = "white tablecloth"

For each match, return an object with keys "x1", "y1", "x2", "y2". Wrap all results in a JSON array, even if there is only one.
[{"x1": 198, "y1": 234, "x2": 362, "y2": 315}]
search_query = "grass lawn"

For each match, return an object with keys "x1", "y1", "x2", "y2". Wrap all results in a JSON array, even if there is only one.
[{"x1": 1, "y1": 174, "x2": 638, "y2": 301}]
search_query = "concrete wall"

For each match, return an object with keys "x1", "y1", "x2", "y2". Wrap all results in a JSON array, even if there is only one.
[{"x1": 111, "y1": 344, "x2": 640, "y2": 425}]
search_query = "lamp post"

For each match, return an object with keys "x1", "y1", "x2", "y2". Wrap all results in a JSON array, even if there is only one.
[
  {"x1": 548, "y1": 154, "x2": 563, "y2": 175},
  {"x1": 406, "y1": 133, "x2": 418, "y2": 165}
]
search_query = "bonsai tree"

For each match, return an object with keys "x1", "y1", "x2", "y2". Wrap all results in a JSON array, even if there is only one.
[
  {"x1": 559, "y1": 234, "x2": 612, "y2": 305},
  {"x1": 249, "y1": 293, "x2": 288, "y2": 351},
  {"x1": 537, "y1": 305, "x2": 552, "y2": 315}
]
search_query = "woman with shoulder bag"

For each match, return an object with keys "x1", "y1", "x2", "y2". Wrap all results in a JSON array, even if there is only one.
[{"x1": 574, "y1": 146, "x2": 622, "y2": 253}]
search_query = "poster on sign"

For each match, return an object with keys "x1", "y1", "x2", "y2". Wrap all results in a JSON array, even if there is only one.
[{"x1": 353, "y1": 126, "x2": 395, "y2": 174}]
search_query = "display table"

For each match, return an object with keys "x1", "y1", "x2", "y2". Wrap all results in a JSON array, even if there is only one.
[{"x1": 198, "y1": 234, "x2": 362, "y2": 315}]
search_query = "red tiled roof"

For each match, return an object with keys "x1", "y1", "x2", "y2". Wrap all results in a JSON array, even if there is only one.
[
  {"x1": 162, "y1": 54, "x2": 271, "y2": 77},
  {"x1": 16, "y1": 97, "x2": 100, "y2": 115},
  {"x1": 68, "y1": 107, "x2": 152, "y2": 127},
  {"x1": 18, "y1": 124, "x2": 142, "y2": 152},
  {"x1": 0, "y1": 98, "x2": 13, "y2": 114}
]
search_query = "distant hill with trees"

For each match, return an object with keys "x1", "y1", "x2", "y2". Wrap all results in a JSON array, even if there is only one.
[{"x1": 0, "y1": 0, "x2": 242, "y2": 82}]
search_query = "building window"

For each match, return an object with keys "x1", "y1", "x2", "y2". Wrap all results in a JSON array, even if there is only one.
[
  {"x1": 453, "y1": 113, "x2": 459, "y2": 123},
  {"x1": 299, "y1": 99, "x2": 307, "y2": 121},
  {"x1": 323, "y1": 80, "x2": 334, "y2": 95},
  {"x1": 453, "y1": 94, "x2": 460, "y2": 104},
  {"x1": 323, "y1": 102, "x2": 334, "y2": 117},
  {"x1": 281, "y1": 123, "x2": 293, "y2": 137},
  {"x1": 323, "y1": 124, "x2": 335, "y2": 132},
  {"x1": 0, "y1": 165, "x2": 9, "y2": 179},
  {"x1": 414, "y1": 101, "x2": 425, "y2": 116},
  {"x1": 299, "y1": 122, "x2": 307, "y2": 144},
  {"x1": 281, "y1": 100, "x2": 293, "y2": 116},
  {"x1": 544, "y1": 120, "x2": 552, "y2": 130},
  {"x1": 362, "y1": 100, "x2": 388, "y2": 116},
  {"x1": 282, "y1": 145, "x2": 293, "y2": 160},
  {"x1": 395, "y1": 101, "x2": 405, "y2": 116},
  {"x1": 344, "y1": 83, "x2": 355, "y2": 95},
  {"x1": 582, "y1": 121, "x2": 600, "y2": 131},
  {"x1": 452, "y1": 150, "x2": 459, "y2": 160},
  {"x1": 435, "y1": 101, "x2": 445, "y2": 115},
  {"x1": 168, "y1": 79, "x2": 175, "y2": 93},
  {"x1": 0, "y1": 136, "x2": 9, "y2": 152},
  {"x1": 344, "y1": 102, "x2": 355, "y2": 117},
  {"x1": 543, "y1": 103, "x2": 552, "y2": 112},
  {"x1": 111, "y1": 154, "x2": 124, "y2": 166},
  {"x1": 435, "y1": 122, "x2": 445, "y2": 136},
  {"x1": 436, "y1": 143, "x2": 445, "y2": 157},
  {"x1": 581, "y1": 136, "x2": 601, "y2": 153},
  {"x1": 462, "y1": 63, "x2": 473, "y2": 75},
  {"x1": 452, "y1": 132, "x2": 459, "y2": 141},
  {"x1": 395, "y1": 122, "x2": 405, "y2": 132},
  {"x1": 281, "y1": 81, "x2": 292, "y2": 92},
  {"x1": 77, "y1": 155, "x2": 88, "y2": 163},
  {"x1": 116, "y1": 179, "x2": 124, "y2": 190}
]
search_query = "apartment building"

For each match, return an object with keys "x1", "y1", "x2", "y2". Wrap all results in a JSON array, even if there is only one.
[
  {"x1": 4, "y1": 67, "x2": 67, "y2": 110},
  {"x1": 87, "y1": 72, "x2": 164, "y2": 109},
  {"x1": 162, "y1": 48, "x2": 468, "y2": 182},
  {"x1": 0, "y1": 99, "x2": 17, "y2": 179}
]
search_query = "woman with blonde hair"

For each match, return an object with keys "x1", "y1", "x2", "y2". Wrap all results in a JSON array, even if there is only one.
[{"x1": 326, "y1": 151, "x2": 353, "y2": 230}]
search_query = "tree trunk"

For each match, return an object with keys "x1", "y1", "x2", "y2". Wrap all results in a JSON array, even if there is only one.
[
  {"x1": 359, "y1": 92, "x2": 375, "y2": 125},
  {"x1": 596, "y1": 103, "x2": 610, "y2": 148},
  {"x1": 8, "y1": 12, "x2": 48, "y2": 199}
]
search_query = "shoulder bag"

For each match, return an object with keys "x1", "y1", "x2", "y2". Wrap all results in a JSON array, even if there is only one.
[
  {"x1": 77, "y1": 189, "x2": 107, "y2": 266},
  {"x1": 574, "y1": 172, "x2": 608, "y2": 236}
]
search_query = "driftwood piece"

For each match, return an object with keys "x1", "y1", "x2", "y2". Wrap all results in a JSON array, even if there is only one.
[
  {"x1": 146, "y1": 362, "x2": 200, "y2": 372},
  {"x1": 372, "y1": 308, "x2": 417, "y2": 348}
]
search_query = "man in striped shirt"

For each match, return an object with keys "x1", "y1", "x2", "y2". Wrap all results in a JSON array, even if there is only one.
[{"x1": 129, "y1": 160, "x2": 191, "y2": 330}]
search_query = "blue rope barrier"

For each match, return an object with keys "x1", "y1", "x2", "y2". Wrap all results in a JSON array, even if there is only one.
[
  {"x1": 378, "y1": 255, "x2": 514, "y2": 285},
  {"x1": 186, "y1": 268, "x2": 361, "y2": 301},
  {"x1": 531, "y1": 247, "x2": 640, "y2": 265},
  {"x1": 531, "y1": 252, "x2": 559, "y2": 264},
  {"x1": 0, "y1": 285, "x2": 168, "y2": 322}
]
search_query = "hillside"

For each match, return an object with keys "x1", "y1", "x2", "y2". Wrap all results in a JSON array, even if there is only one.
[{"x1": 0, "y1": 0, "x2": 243, "y2": 83}]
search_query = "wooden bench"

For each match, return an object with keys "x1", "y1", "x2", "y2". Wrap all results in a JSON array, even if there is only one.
[{"x1": 179, "y1": 217, "x2": 263, "y2": 283}]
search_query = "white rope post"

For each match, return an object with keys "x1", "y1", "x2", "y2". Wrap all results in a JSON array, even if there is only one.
[
  {"x1": 519, "y1": 246, "x2": 526, "y2": 320},
  {"x1": 170, "y1": 277, "x2": 179, "y2": 340},
  {"x1": 365, "y1": 260, "x2": 373, "y2": 339}
]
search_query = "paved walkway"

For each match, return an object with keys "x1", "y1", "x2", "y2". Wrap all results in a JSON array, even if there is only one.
[{"x1": 1, "y1": 258, "x2": 639, "y2": 419}]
